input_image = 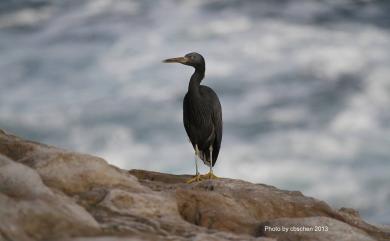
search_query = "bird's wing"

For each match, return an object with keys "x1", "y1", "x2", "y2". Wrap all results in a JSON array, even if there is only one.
[
  {"x1": 200, "y1": 86, "x2": 223, "y2": 164},
  {"x1": 211, "y1": 95, "x2": 223, "y2": 163}
]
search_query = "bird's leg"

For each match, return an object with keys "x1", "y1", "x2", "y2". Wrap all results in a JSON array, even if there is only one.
[
  {"x1": 202, "y1": 145, "x2": 218, "y2": 179},
  {"x1": 186, "y1": 145, "x2": 202, "y2": 183},
  {"x1": 195, "y1": 145, "x2": 199, "y2": 176}
]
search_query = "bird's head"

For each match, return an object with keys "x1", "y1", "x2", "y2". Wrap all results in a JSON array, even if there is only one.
[{"x1": 163, "y1": 52, "x2": 205, "y2": 69}]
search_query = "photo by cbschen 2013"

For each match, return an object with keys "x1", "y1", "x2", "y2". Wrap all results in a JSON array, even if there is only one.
[{"x1": 0, "y1": 0, "x2": 389, "y2": 233}]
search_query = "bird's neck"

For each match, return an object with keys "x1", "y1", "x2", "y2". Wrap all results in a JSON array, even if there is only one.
[{"x1": 188, "y1": 66, "x2": 205, "y2": 95}]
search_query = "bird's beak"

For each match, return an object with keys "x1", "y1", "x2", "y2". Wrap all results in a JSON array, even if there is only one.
[{"x1": 162, "y1": 56, "x2": 189, "y2": 64}]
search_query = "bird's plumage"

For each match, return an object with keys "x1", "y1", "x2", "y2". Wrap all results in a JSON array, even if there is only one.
[{"x1": 183, "y1": 85, "x2": 222, "y2": 166}]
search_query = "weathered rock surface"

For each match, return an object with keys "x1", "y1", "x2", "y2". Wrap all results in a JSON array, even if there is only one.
[
  {"x1": 0, "y1": 129, "x2": 389, "y2": 241},
  {"x1": 0, "y1": 154, "x2": 100, "y2": 241}
]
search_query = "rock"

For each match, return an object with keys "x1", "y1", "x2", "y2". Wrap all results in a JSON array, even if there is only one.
[
  {"x1": 0, "y1": 129, "x2": 389, "y2": 241},
  {"x1": 0, "y1": 154, "x2": 100, "y2": 241},
  {"x1": 130, "y1": 170, "x2": 389, "y2": 241},
  {"x1": 0, "y1": 131, "x2": 143, "y2": 195}
]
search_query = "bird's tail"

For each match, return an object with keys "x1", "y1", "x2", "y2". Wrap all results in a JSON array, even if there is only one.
[{"x1": 197, "y1": 151, "x2": 211, "y2": 167}]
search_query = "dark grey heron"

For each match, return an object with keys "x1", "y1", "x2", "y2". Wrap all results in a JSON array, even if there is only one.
[{"x1": 163, "y1": 52, "x2": 223, "y2": 183}]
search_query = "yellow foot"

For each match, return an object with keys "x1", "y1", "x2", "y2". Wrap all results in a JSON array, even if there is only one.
[
  {"x1": 186, "y1": 174, "x2": 202, "y2": 184},
  {"x1": 201, "y1": 172, "x2": 218, "y2": 180}
]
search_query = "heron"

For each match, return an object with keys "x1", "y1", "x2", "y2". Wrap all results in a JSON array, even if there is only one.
[{"x1": 163, "y1": 52, "x2": 223, "y2": 183}]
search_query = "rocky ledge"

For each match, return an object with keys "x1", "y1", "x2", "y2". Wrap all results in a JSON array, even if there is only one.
[{"x1": 0, "y1": 129, "x2": 389, "y2": 241}]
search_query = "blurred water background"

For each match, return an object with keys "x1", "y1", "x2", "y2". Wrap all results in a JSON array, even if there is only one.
[{"x1": 0, "y1": 0, "x2": 389, "y2": 224}]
